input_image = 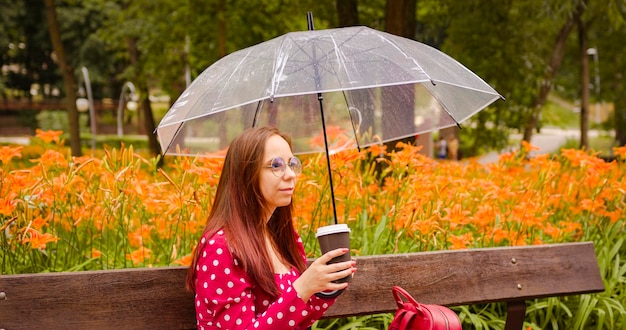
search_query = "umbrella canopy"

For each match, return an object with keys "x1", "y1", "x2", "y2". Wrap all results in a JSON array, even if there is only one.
[{"x1": 156, "y1": 25, "x2": 502, "y2": 157}]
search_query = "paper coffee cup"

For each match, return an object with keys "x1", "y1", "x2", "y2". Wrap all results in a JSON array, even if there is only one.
[
  {"x1": 315, "y1": 224, "x2": 352, "y2": 283},
  {"x1": 314, "y1": 224, "x2": 352, "y2": 299}
]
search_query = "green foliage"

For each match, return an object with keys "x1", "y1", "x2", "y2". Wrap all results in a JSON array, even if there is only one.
[
  {"x1": 314, "y1": 313, "x2": 392, "y2": 329},
  {"x1": 540, "y1": 96, "x2": 579, "y2": 129},
  {"x1": 36, "y1": 110, "x2": 88, "y2": 132}
]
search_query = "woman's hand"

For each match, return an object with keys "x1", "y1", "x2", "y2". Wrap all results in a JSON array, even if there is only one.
[{"x1": 293, "y1": 248, "x2": 356, "y2": 302}]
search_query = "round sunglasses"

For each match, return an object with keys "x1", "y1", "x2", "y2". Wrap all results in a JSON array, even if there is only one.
[{"x1": 264, "y1": 156, "x2": 302, "y2": 177}]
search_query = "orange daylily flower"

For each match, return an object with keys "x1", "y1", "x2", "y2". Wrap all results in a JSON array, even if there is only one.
[
  {"x1": 521, "y1": 140, "x2": 540, "y2": 153},
  {"x1": 366, "y1": 143, "x2": 387, "y2": 158},
  {"x1": 0, "y1": 192, "x2": 18, "y2": 215},
  {"x1": 126, "y1": 247, "x2": 153, "y2": 266},
  {"x1": 0, "y1": 146, "x2": 23, "y2": 164},
  {"x1": 91, "y1": 248, "x2": 102, "y2": 259},
  {"x1": 31, "y1": 215, "x2": 50, "y2": 230},
  {"x1": 330, "y1": 149, "x2": 360, "y2": 170},
  {"x1": 128, "y1": 224, "x2": 152, "y2": 248},
  {"x1": 308, "y1": 126, "x2": 351, "y2": 151},
  {"x1": 449, "y1": 232, "x2": 473, "y2": 250},
  {"x1": 579, "y1": 198, "x2": 606, "y2": 213},
  {"x1": 612, "y1": 144, "x2": 626, "y2": 160},
  {"x1": 174, "y1": 253, "x2": 194, "y2": 266},
  {"x1": 440, "y1": 203, "x2": 471, "y2": 230},
  {"x1": 22, "y1": 229, "x2": 59, "y2": 250},
  {"x1": 35, "y1": 129, "x2": 63, "y2": 144},
  {"x1": 31, "y1": 149, "x2": 68, "y2": 168}
]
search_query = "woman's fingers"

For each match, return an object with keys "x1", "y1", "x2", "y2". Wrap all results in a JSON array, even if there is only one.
[
  {"x1": 328, "y1": 265, "x2": 354, "y2": 280},
  {"x1": 326, "y1": 260, "x2": 354, "y2": 272},
  {"x1": 315, "y1": 256, "x2": 355, "y2": 280},
  {"x1": 319, "y1": 248, "x2": 349, "y2": 263}
]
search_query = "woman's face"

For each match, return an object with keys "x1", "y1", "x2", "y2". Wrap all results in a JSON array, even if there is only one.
[{"x1": 260, "y1": 135, "x2": 298, "y2": 215}]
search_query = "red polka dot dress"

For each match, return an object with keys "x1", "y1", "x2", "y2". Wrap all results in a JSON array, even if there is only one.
[{"x1": 194, "y1": 229, "x2": 337, "y2": 329}]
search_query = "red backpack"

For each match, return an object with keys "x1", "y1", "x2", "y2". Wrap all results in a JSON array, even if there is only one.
[{"x1": 389, "y1": 286, "x2": 462, "y2": 330}]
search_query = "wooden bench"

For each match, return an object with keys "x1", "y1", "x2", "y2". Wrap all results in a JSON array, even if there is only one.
[{"x1": 0, "y1": 242, "x2": 604, "y2": 330}]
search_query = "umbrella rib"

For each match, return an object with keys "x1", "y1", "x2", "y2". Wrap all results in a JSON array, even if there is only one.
[
  {"x1": 375, "y1": 34, "x2": 434, "y2": 83},
  {"x1": 252, "y1": 100, "x2": 264, "y2": 127},
  {"x1": 161, "y1": 122, "x2": 185, "y2": 155},
  {"x1": 422, "y1": 82, "x2": 462, "y2": 127},
  {"x1": 270, "y1": 34, "x2": 292, "y2": 99},
  {"x1": 212, "y1": 49, "x2": 256, "y2": 105},
  {"x1": 342, "y1": 91, "x2": 361, "y2": 152}
]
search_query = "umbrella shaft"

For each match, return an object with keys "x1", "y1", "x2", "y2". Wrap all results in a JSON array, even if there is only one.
[{"x1": 317, "y1": 93, "x2": 339, "y2": 225}]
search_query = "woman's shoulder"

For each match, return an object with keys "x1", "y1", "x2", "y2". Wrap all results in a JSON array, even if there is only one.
[
  {"x1": 197, "y1": 229, "x2": 241, "y2": 267},
  {"x1": 198, "y1": 229, "x2": 231, "y2": 256},
  {"x1": 202, "y1": 228, "x2": 227, "y2": 245}
]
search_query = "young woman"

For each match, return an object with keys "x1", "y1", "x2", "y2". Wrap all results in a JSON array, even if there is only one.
[{"x1": 186, "y1": 126, "x2": 356, "y2": 329}]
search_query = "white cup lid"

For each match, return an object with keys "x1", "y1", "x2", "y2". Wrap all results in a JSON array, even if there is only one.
[{"x1": 315, "y1": 224, "x2": 351, "y2": 237}]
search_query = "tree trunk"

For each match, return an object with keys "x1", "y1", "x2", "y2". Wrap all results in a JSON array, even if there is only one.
[
  {"x1": 385, "y1": 0, "x2": 416, "y2": 38},
  {"x1": 615, "y1": 96, "x2": 626, "y2": 147},
  {"x1": 522, "y1": 2, "x2": 584, "y2": 143},
  {"x1": 139, "y1": 83, "x2": 160, "y2": 155},
  {"x1": 126, "y1": 37, "x2": 160, "y2": 156},
  {"x1": 336, "y1": 0, "x2": 359, "y2": 27},
  {"x1": 217, "y1": 0, "x2": 228, "y2": 149},
  {"x1": 614, "y1": 72, "x2": 626, "y2": 146},
  {"x1": 578, "y1": 19, "x2": 590, "y2": 149},
  {"x1": 43, "y1": 0, "x2": 82, "y2": 156},
  {"x1": 383, "y1": 0, "x2": 426, "y2": 155}
]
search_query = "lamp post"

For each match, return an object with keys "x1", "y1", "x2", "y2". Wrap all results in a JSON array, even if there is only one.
[
  {"x1": 586, "y1": 47, "x2": 600, "y2": 125},
  {"x1": 76, "y1": 66, "x2": 96, "y2": 150},
  {"x1": 117, "y1": 82, "x2": 138, "y2": 137}
]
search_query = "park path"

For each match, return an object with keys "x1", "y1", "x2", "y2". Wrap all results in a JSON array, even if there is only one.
[{"x1": 477, "y1": 128, "x2": 602, "y2": 164}]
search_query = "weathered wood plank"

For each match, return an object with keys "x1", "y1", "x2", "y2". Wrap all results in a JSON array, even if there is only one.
[
  {"x1": 325, "y1": 241, "x2": 604, "y2": 318},
  {"x1": 0, "y1": 267, "x2": 196, "y2": 330},
  {"x1": 0, "y1": 242, "x2": 604, "y2": 329}
]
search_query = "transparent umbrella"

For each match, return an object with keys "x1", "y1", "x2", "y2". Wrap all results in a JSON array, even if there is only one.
[{"x1": 156, "y1": 15, "x2": 503, "y2": 223}]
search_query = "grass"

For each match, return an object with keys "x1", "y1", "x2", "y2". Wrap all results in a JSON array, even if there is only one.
[{"x1": 542, "y1": 94, "x2": 580, "y2": 129}]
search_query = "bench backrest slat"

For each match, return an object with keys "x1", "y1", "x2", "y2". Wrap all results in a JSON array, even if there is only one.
[
  {"x1": 328, "y1": 241, "x2": 604, "y2": 318},
  {"x1": 1, "y1": 267, "x2": 196, "y2": 330},
  {"x1": 0, "y1": 242, "x2": 603, "y2": 329}
]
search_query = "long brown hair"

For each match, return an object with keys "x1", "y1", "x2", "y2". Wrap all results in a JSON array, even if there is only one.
[{"x1": 185, "y1": 126, "x2": 307, "y2": 299}]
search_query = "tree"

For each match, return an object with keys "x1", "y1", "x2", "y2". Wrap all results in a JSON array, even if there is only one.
[
  {"x1": 1, "y1": 1, "x2": 64, "y2": 101},
  {"x1": 441, "y1": 0, "x2": 545, "y2": 155},
  {"x1": 593, "y1": 1, "x2": 626, "y2": 146},
  {"x1": 547, "y1": 0, "x2": 625, "y2": 149},
  {"x1": 382, "y1": 0, "x2": 423, "y2": 153},
  {"x1": 43, "y1": 0, "x2": 82, "y2": 156},
  {"x1": 577, "y1": 11, "x2": 592, "y2": 149},
  {"x1": 385, "y1": 0, "x2": 416, "y2": 38},
  {"x1": 522, "y1": 1, "x2": 584, "y2": 144},
  {"x1": 336, "y1": 0, "x2": 359, "y2": 27}
]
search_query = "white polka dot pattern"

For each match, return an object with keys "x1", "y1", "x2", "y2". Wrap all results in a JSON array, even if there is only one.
[{"x1": 193, "y1": 229, "x2": 337, "y2": 329}]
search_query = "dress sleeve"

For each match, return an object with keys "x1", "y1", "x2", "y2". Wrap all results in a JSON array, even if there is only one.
[{"x1": 194, "y1": 230, "x2": 337, "y2": 330}]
